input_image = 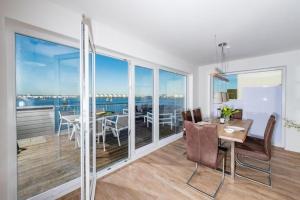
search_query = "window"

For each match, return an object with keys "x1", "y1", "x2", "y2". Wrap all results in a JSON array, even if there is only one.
[
  {"x1": 15, "y1": 33, "x2": 80, "y2": 199},
  {"x1": 135, "y1": 66, "x2": 153, "y2": 149},
  {"x1": 159, "y1": 70, "x2": 186, "y2": 139}
]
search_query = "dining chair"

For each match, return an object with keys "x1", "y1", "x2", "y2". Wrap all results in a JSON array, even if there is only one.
[
  {"x1": 231, "y1": 109, "x2": 243, "y2": 120},
  {"x1": 235, "y1": 114, "x2": 276, "y2": 186},
  {"x1": 182, "y1": 110, "x2": 193, "y2": 140},
  {"x1": 192, "y1": 108, "x2": 203, "y2": 123},
  {"x1": 185, "y1": 121, "x2": 225, "y2": 199}
]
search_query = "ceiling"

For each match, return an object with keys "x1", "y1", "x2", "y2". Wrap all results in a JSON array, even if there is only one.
[{"x1": 50, "y1": 0, "x2": 300, "y2": 66}]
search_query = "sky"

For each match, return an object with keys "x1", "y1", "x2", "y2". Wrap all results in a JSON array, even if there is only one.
[
  {"x1": 16, "y1": 34, "x2": 186, "y2": 97},
  {"x1": 214, "y1": 74, "x2": 237, "y2": 93}
]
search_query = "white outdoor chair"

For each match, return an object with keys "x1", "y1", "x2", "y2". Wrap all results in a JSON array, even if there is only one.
[
  {"x1": 144, "y1": 112, "x2": 153, "y2": 128},
  {"x1": 71, "y1": 122, "x2": 81, "y2": 148},
  {"x1": 173, "y1": 109, "x2": 183, "y2": 127},
  {"x1": 144, "y1": 112, "x2": 173, "y2": 130},
  {"x1": 123, "y1": 108, "x2": 128, "y2": 115},
  {"x1": 96, "y1": 118, "x2": 106, "y2": 151},
  {"x1": 58, "y1": 111, "x2": 74, "y2": 136},
  {"x1": 104, "y1": 115, "x2": 128, "y2": 146},
  {"x1": 159, "y1": 113, "x2": 173, "y2": 130}
]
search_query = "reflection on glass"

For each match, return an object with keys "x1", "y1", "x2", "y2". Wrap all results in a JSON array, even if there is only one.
[
  {"x1": 95, "y1": 54, "x2": 129, "y2": 171},
  {"x1": 135, "y1": 66, "x2": 153, "y2": 149},
  {"x1": 159, "y1": 70, "x2": 186, "y2": 139},
  {"x1": 15, "y1": 34, "x2": 80, "y2": 200}
]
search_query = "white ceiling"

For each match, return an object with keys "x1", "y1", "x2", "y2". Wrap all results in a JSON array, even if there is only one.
[{"x1": 50, "y1": 0, "x2": 300, "y2": 66}]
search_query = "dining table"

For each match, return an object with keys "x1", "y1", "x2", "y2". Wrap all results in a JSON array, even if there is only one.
[{"x1": 197, "y1": 119, "x2": 253, "y2": 179}]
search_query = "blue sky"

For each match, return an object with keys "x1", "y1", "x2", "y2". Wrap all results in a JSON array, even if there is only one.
[
  {"x1": 214, "y1": 74, "x2": 237, "y2": 92},
  {"x1": 16, "y1": 34, "x2": 186, "y2": 97}
]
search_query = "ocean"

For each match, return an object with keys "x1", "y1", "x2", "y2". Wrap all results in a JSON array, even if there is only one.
[{"x1": 17, "y1": 96, "x2": 184, "y2": 131}]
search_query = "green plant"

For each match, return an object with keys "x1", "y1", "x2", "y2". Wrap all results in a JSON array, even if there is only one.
[
  {"x1": 284, "y1": 119, "x2": 300, "y2": 132},
  {"x1": 220, "y1": 106, "x2": 239, "y2": 119}
]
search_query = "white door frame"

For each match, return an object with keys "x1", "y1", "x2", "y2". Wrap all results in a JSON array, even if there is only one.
[{"x1": 80, "y1": 15, "x2": 97, "y2": 200}]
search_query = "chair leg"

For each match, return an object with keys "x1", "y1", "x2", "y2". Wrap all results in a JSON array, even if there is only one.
[
  {"x1": 58, "y1": 119, "x2": 62, "y2": 135},
  {"x1": 103, "y1": 130, "x2": 106, "y2": 152},
  {"x1": 235, "y1": 154, "x2": 272, "y2": 187},
  {"x1": 116, "y1": 131, "x2": 121, "y2": 146},
  {"x1": 70, "y1": 125, "x2": 76, "y2": 140},
  {"x1": 67, "y1": 123, "x2": 70, "y2": 136},
  {"x1": 187, "y1": 157, "x2": 225, "y2": 199}
]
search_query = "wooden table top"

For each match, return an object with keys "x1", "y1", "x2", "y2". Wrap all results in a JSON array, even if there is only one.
[
  {"x1": 197, "y1": 119, "x2": 253, "y2": 143},
  {"x1": 216, "y1": 119, "x2": 253, "y2": 143}
]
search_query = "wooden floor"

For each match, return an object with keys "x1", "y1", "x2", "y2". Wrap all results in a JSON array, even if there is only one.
[
  {"x1": 17, "y1": 120, "x2": 178, "y2": 200},
  {"x1": 60, "y1": 138, "x2": 300, "y2": 200}
]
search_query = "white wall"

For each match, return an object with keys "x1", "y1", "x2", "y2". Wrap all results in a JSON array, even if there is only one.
[
  {"x1": 195, "y1": 49, "x2": 300, "y2": 153},
  {"x1": 0, "y1": 0, "x2": 194, "y2": 199}
]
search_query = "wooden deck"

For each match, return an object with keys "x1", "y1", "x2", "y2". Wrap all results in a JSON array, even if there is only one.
[
  {"x1": 60, "y1": 139, "x2": 300, "y2": 200},
  {"x1": 17, "y1": 120, "x2": 178, "y2": 200}
]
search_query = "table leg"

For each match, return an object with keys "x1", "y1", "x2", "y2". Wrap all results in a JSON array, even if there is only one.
[{"x1": 231, "y1": 141, "x2": 235, "y2": 179}]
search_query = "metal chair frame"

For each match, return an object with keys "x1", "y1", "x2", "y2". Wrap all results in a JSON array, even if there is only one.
[
  {"x1": 235, "y1": 153, "x2": 272, "y2": 187},
  {"x1": 187, "y1": 156, "x2": 225, "y2": 199}
]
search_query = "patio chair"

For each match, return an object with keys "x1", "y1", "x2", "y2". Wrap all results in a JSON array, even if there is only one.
[
  {"x1": 159, "y1": 113, "x2": 173, "y2": 130},
  {"x1": 104, "y1": 115, "x2": 128, "y2": 146},
  {"x1": 144, "y1": 112, "x2": 153, "y2": 127},
  {"x1": 96, "y1": 118, "x2": 106, "y2": 151},
  {"x1": 144, "y1": 112, "x2": 173, "y2": 130},
  {"x1": 122, "y1": 108, "x2": 128, "y2": 115},
  {"x1": 173, "y1": 109, "x2": 184, "y2": 127},
  {"x1": 58, "y1": 110, "x2": 75, "y2": 136}
]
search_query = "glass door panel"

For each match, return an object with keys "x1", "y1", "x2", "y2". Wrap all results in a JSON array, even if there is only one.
[
  {"x1": 95, "y1": 54, "x2": 129, "y2": 171},
  {"x1": 15, "y1": 34, "x2": 80, "y2": 200},
  {"x1": 159, "y1": 70, "x2": 186, "y2": 139},
  {"x1": 135, "y1": 66, "x2": 153, "y2": 149}
]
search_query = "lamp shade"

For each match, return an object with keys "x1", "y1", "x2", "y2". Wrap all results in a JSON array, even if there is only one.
[{"x1": 214, "y1": 92, "x2": 223, "y2": 104}]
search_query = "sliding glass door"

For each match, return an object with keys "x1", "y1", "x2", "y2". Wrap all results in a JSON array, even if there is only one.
[
  {"x1": 15, "y1": 34, "x2": 80, "y2": 199},
  {"x1": 135, "y1": 66, "x2": 153, "y2": 149},
  {"x1": 95, "y1": 54, "x2": 129, "y2": 171},
  {"x1": 159, "y1": 70, "x2": 186, "y2": 139}
]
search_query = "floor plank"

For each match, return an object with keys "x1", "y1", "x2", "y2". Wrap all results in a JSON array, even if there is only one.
[{"x1": 60, "y1": 138, "x2": 300, "y2": 200}]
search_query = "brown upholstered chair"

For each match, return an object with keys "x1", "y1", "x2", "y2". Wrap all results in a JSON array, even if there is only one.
[
  {"x1": 235, "y1": 114, "x2": 276, "y2": 186},
  {"x1": 182, "y1": 110, "x2": 193, "y2": 122},
  {"x1": 185, "y1": 121, "x2": 225, "y2": 199},
  {"x1": 193, "y1": 108, "x2": 203, "y2": 123},
  {"x1": 182, "y1": 110, "x2": 193, "y2": 140},
  {"x1": 231, "y1": 109, "x2": 243, "y2": 120}
]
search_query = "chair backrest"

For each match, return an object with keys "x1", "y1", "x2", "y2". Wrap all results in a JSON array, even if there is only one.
[
  {"x1": 231, "y1": 109, "x2": 243, "y2": 120},
  {"x1": 184, "y1": 121, "x2": 219, "y2": 169},
  {"x1": 193, "y1": 108, "x2": 202, "y2": 123},
  {"x1": 182, "y1": 110, "x2": 193, "y2": 122},
  {"x1": 96, "y1": 118, "x2": 104, "y2": 133},
  {"x1": 263, "y1": 114, "x2": 276, "y2": 159},
  {"x1": 117, "y1": 115, "x2": 128, "y2": 129},
  {"x1": 123, "y1": 108, "x2": 128, "y2": 115},
  {"x1": 147, "y1": 112, "x2": 153, "y2": 118}
]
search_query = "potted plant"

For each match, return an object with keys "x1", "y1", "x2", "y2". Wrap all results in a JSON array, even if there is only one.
[{"x1": 220, "y1": 106, "x2": 240, "y2": 124}]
